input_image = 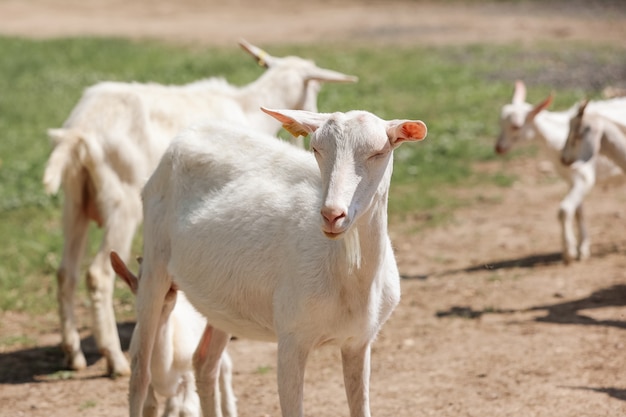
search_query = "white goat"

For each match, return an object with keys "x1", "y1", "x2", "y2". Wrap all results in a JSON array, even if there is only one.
[
  {"x1": 495, "y1": 80, "x2": 626, "y2": 263},
  {"x1": 110, "y1": 251, "x2": 237, "y2": 417},
  {"x1": 561, "y1": 99, "x2": 626, "y2": 173},
  {"x1": 129, "y1": 108, "x2": 427, "y2": 417},
  {"x1": 42, "y1": 40, "x2": 357, "y2": 376}
]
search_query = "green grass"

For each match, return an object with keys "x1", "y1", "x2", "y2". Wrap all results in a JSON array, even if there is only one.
[{"x1": 0, "y1": 36, "x2": 624, "y2": 317}]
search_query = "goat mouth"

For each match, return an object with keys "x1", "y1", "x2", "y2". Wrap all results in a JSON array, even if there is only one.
[{"x1": 323, "y1": 230, "x2": 344, "y2": 240}]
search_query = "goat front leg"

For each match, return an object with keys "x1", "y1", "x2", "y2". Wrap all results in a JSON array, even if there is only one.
[
  {"x1": 558, "y1": 205, "x2": 577, "y2": 264},
  {"x1": 341, "y1": 342, "x2": 371, "y2": 417},
  {"x1": 575, "y1": 204, "x2": 590, "y2": 260},
  {"x1": 276, "y1": 335, "x2": 310, "y2": 417},
  {"x1": 193, "y1": 325, "x2": 230, "y2": 417},
  {"x1": 559, "y1": 175, "x2": 593, "y2": 263}
]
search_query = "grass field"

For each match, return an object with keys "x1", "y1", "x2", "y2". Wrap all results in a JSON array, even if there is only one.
[{"x1": 0, "y1": 36, "x2": 624, "y2": 318}]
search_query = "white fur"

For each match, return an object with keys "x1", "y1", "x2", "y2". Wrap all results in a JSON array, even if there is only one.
[
  {"x1": 129, "y1": 108, "x2": 427, "y2": 417},
  {"x1": 495, "y1": 80, "x2": 626, "y2": 263},
  {"x1": 41, "y1": 40, "x2": 357, "y2": 376},
  {"x1": 562, "y1": 100, "x2": 626, "y2": 174},
  {"x1": 111, "y1": 252, "x2": 236, "y2": 417}
]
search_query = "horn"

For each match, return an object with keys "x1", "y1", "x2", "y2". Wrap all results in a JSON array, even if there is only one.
[{"x1": 238, "y1": 39, "x2": 272, "y2": 68}]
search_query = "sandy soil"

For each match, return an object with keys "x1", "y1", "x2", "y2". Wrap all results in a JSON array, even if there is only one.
[{"x1": 1, "y1": 1, "x2": 626, "y2": 416}]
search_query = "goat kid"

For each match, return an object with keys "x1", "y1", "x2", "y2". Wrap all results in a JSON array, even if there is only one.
[
  {"x1": 495, "y1": 80, "x2": 626, "y2": 262},
  {"x1": 130, "y1": 108, "x2": 427, "y2": 417},
  {"x1": 110, "y1": 251, "x2": 236, "y2": 417},
  {"x1": 562, "y1": 99, "x2": 626, "y2": 173},
  {"x1": 42, "y1": 40, "x2": 357, "y2": 376}
]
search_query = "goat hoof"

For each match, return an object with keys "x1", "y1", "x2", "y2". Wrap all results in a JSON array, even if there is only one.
[
  {"x1": 64, "y1": 350, "x2": 87, "y2": 371},
  {"x1": 103, "y1": 349, "x2": 131, "y2": 378},
  {"x1": 578, "y1": 248, "x2": 591, "y2": 261},
  {"x1": 107, "y1": 362, "x2": 131, "y2": 378},
  {"x1": 562, "y1": 252, "x2": 575, "y2": 265}
]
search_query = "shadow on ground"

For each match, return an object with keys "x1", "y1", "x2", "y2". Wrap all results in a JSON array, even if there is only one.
[
  {"x1": 402, "y1": 240, "x2": 626, "y2": 280},
  {"x1": 435, "y1": 284, "x2": 626, "y2": 330},
  {"x1": 0, "y1": 321, "x2": 134, "y2": 384}
]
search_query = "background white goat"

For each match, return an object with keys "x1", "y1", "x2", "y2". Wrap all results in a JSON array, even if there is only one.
[
  {"x1": 110, "y1": 251, "x2": 237, "y2": 417},
  {"x1": 561, "y1": 99, "x2": 626, "y2": 173},
  {"x1": 495, "y1": 80, "x2": 626, "y2": 263},
  {"x1": 42, "y1": 40, "x2": 357, "y2": 376},
  {"x1": 129, "y1": 108, "x2": 427, "y2": 417}
]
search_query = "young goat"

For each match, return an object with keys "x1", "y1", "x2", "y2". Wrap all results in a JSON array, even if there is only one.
[
  {"x1": 561, "y1": 99, "x2": 626, "y2": 173},
  {"x1": 42, "y1": 40, "x2": 357, "y2": 376},
  {"x1": 130, "y1": 108, "x2": 427, "y2": 417},
  {"x1": 495, "y1": 80, "x2": 626, "y2": 263},
  {"x1": 110, "y1": 251, "x2": 236, "y2": 417}
]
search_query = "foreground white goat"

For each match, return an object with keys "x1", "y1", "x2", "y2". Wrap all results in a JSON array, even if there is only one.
[
  {"x1": 42, "y1": 40, "x2": 357, "y2": 376},
  {"x1": 130, "y1": 108, "x2": 427, "y2": 417},
  {"x1": 495, "y1": 80, "x2": 626, "y2": 262},
  {"x1": 561, "y1": 99, "x2": 626, "y2": 173},
  {"x1": 110, "y1": 251, "x2": 236, "y2": 417}
]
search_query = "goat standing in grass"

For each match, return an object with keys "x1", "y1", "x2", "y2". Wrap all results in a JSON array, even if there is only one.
[
  {"x1": 42, "y1": 40, "x2": 357, "y2": 376},
  {"x1": 561, "y1": 99, "x2": 626, "y2": 173},
  {"x1": 130, "y1": 108, "x2": 427, "y2": 417},
  {"x1": 495, "y1": 80, "x2": 626, "y2": 263}
]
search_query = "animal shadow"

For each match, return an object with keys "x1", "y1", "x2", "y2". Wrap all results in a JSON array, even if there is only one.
[
  {"x1": 435, "y1": 284, "x2": 626, "y2": 330},
  {"x1": 0, "y1": 321, "x2": 134, "y2": 384}
]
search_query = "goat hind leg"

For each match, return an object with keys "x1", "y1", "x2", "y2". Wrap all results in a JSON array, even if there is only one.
[
  {"x1": 193, "y1": 325, "x2": 231, "y2": 417},
  {"x1": 129, "y1": 260, "x2": 172, "y2": 417},
  {"x1": 86, "y1": 202, "x2": 141, "y2": 376},
  {"x1": 57, "y1": 197, "x2": 90, "y2": 370}
]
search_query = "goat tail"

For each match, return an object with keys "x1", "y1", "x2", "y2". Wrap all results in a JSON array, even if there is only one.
[
  {"x1": 43, "y1": 128, "x2": 84, "y2": 195},
  {"x1": 43, "y1": 127, "x2": 107, "y2": 193}
]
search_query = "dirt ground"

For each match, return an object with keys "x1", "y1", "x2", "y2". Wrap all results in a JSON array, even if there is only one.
[{"x1": 1, "y1": 1, "x2": 626, "y2": 416}]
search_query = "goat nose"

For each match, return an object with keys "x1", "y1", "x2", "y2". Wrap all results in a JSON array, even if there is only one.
[{"x1": 321, "y1": 206, "x2": 346, "y2": 226}]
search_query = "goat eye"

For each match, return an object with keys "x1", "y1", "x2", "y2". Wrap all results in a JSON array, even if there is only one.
[{"x1": 369, "y1": 151, "x2": 387, "y2": 160}]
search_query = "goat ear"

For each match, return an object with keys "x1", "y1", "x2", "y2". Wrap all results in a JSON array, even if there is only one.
[
  {"x1": 261, "y1": 107, "x2": 328, "y2": 137},
  {"x1": 387, "y1": 120, "x2": 428, "y2": 146},
  {"x1": 110, "y1": 251, "x2": 138, "y2": 294},
  {"x1": 577, "y1": 98, "x2": 590, "y2": 117},
  {"x1": 238, "y1": 39, "x2": 274, "y2": 68},
  {"x1": 306, "y1": 67, "x2": 358, "y2": 84},
  {"x1": 526, "y1": 93, "x2": 553, "y2": 122},
  {"x1": 512, "y1": 80, "x2": 527, "y2": 104}
]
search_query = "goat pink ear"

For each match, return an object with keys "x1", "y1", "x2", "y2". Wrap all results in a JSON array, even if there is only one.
[
  {"x1": 261, "y1": 107, "x2": 328, "y2": 137},
  {"x1": 526, "y1": 93, "x2": 553, "y2": 121},
  {"x1": 387, "y1": 120, "x2": 427, "y2": 145},
  {"x1": 110, "y1": 251, "x2": 138, "y2": 294},
  {"x1": 512, "y1": 80, "x2": 527, "y2": 104}
]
